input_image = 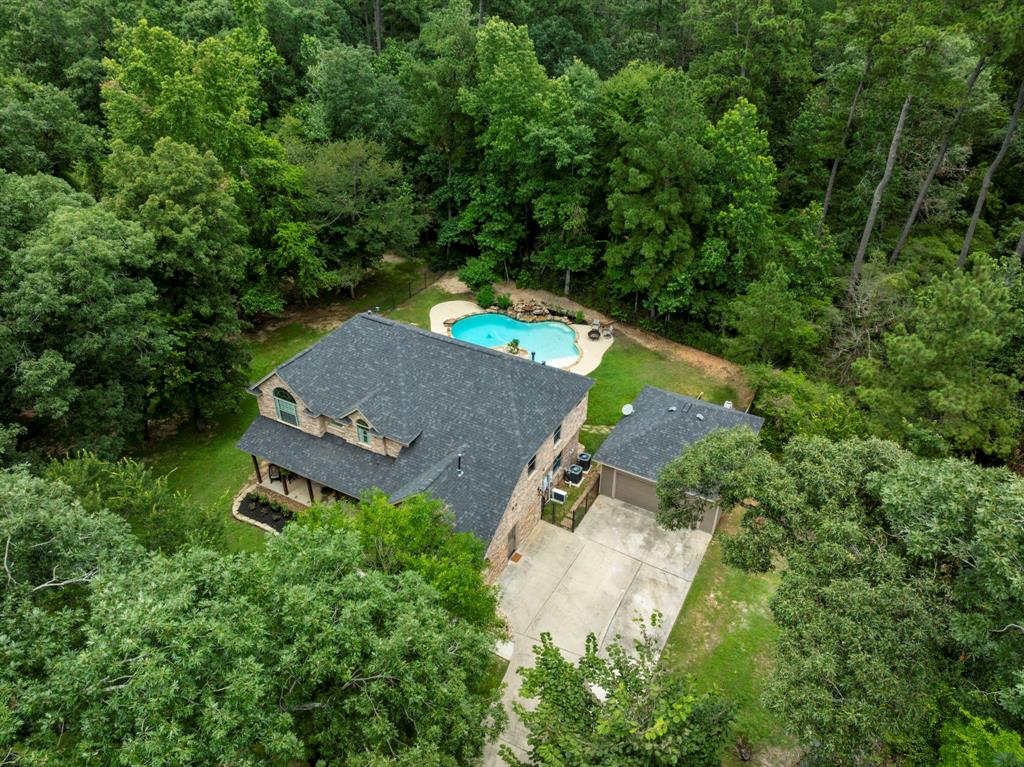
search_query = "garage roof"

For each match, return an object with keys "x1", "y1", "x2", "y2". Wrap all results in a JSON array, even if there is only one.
[{"x1": 593, "y1": 386, "x2": 763, "y2": 481}]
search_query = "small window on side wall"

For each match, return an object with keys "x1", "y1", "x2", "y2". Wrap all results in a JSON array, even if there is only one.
[
  {"x1": 553, "y1": 424, "x2": 562, "y2": 444},
  {"x1": 528, "y1": 454, "x2": 537, "y2": 474},
  {"x1": 356, "y1": 419, "x2": 372, "y2": 444},
  {"x1": 272, "y1": 387, "x2": 299, "y2": 426}
]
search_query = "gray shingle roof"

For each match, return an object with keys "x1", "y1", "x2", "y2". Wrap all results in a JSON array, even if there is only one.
[
  {"x1": 237, "y1": 313, "x2": 593, "y2": 542},
  {"x1": 592, "y1": 385, "x2": 763, "y2": 481}
]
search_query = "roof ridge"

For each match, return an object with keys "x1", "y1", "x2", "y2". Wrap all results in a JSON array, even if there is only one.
[{"x1": 353, "y1": 312, "x2": 596, "y2": 385}]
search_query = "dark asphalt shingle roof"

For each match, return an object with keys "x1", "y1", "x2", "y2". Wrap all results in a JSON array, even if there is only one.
[
  {"x1": 593, "y1": 385, "x2": 763, "y2": 482},
  {"x1": 238, "y1": 313, "x2": 593, "y2": 542}
]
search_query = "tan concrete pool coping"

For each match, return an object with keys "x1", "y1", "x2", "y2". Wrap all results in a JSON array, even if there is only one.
[{"x1": 428, "y1": 300, "x2": 613, "y2": 376}]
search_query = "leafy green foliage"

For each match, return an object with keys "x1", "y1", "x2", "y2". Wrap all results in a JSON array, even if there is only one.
[
  {"x1": 508, "y1": 621, "x2": 733, "y2": 766},
  {"x1": 302, "y1": 40, "x2": 410, "y2": 144},
  {"x1": 724, "y1": 265, "x2": 823, "y2": 367},
  {"x1": 44, "y1": 452, "x2": 220, "y2": 553},
  {"x1": 938, "y1": 707, "x2": 1024, "y2": 767},
  {"x1": 0, "y1": 205, "x2": 168, "y2": 456},
  {"x1": 476, "y1": 283, "x2": 496, "y2": 307},
  {"x1": 298, "y1": 138, "x2": 424, "y2": 283},
  {"x1": 603, "y1": 63, "x2": 711, "y2": 315},
  {"x1": 665, "y1": 430, "x2": 1024, "y2": 763},
  {"x1": 103, "y1": 137, "x2": 248, "y2": 424},
  {"x1": 0, "y1": 72, "x2": 101, "y2": 177},
  {"x1": 302, "y1": 492, "x2": 500, "y2": 629},
  {"x1": 5, "y1": 489, "x2": 503, "y2": 765},
  {"x1": 744, "y1": 365, "x2": 866, "y2": 451},
  {"x1": 854, "y1": 257, "x2": 1022, "y2": 458}
]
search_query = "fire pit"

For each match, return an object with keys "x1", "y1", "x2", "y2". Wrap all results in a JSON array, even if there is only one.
[{"x1": 587, "y1": 328, "x2": 601, "y2": 340}]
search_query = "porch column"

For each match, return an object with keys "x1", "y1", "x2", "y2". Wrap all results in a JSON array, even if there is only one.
[
  {"x1": 281, "y1": 471, "x2": 289, "y2": 496},
  {"x1": 306, "y1": 477, "x2": 315, "y2": 503},
  {"x1": 251, "y1": 455, "x2": 262, "y2": 484}
]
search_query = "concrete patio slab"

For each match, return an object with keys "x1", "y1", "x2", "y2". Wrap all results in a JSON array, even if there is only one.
[
  {"x1": 599, "y1": 563, "x2": 692, "y2": 654},
  {"x1": 525, "y1": 541, "x2": 640, "y2": 656},
  {"x1": 485, "y1": 495, "x2": 712, "y2": 766},
  {"x1": 575, "y1": 495, "x2": 712, "y2": 581}
]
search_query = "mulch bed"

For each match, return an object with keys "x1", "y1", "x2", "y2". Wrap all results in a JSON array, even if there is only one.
[{"x1": 237, "y1": 491, "x2": 295, "y2": 533}]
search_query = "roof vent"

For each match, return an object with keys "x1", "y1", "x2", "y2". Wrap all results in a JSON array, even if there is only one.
[
  {"x1": 695, "y1": 413, "x2": 705, "y2": 421},
  {"x1": 621, "y1": 403, "x2": 634, "y2": 416},
  {"x1": 457, "y1": 453, "x2": 464, "y2": 477},
  {"x1": 668, "y1": 405, "x2": 677, "y2": 412},
  {"x1": 723, "y1": 400, "x2": 734, "y2": 410}
]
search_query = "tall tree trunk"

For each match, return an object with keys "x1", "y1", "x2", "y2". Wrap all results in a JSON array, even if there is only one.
[
  {"x1": 891, "y1": 55, "x2": 985, "y2": 263},
  {"x1": 563, "y1": 267, "x2": 571, "y2": 297},
  {"x1": 1015, "y1": 226, "x2": 1024, "y2": 260},
  {"x1": 444, "y1": 158, "x2": 453, "y2": 262},
  {"x1": 959, "y1": 81, "x2": 1024, "y2": 267},
  {"x1": 822, "y1": 51, "x2": 873, "y2": 230},
  {"x1": 372, "y1": 0, "x2": 382, "y2": 54},
  {"x1": 849, "y1": 94, "x2": 913, "y2": 297},
  {"x1": 478, "y1": 0, "x2": 484, "y2": 26}
]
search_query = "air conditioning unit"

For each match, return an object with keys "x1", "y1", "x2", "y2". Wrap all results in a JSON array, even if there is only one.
[
  {"x1": 566, "y1": 465, "x2": 584, "y2": 486},
  {"x1": 549, "y1": 487, "x2": 567, "y2": 504}
]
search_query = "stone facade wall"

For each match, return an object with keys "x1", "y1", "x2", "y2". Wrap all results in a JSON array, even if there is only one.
[
  {"x1": 255, "y1": 373, "x2": 325, "y2": 437},
  {"x1": 322, "y1": 409, "x2": 401, "y2": 457},
  {"x1": 484, "y1": 392, "x2": 589, "y2": 581},
  {"x1": 257, "y1": 377, "x2": 402, "y2": 457}
]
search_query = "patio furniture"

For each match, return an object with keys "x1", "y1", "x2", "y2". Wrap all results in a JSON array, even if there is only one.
[{"x1": 267, "y1": 464, "x2": 281, "y2": 482}]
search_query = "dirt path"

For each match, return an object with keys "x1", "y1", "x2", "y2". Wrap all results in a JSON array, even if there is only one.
[
  {"x1": 485, "y1": 279, "x2": 754, "y2": 408},
  {"x1": 250, "y1": 269, "x2": 753, "y2": 408}
]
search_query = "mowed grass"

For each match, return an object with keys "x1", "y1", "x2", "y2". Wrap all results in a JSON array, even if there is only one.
[
  {"x1": 138, "y1": 260, "x2": 435, "y2": 552},
  {"x1": 139, "y1": 322, "x2": 329, "y2": 552},
  {"x1": 660, "y1": 513, "x2": 796, "y2": 766},
  {"x1": 385, "y1": 285, "x2": 471, "y2": 328},
  {"x1": 587, "y1": 335, "x2": 739, "y2": 426}
]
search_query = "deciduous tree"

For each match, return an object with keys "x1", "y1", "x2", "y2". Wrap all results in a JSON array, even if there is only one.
[{"x1": 103, "y1": 138, "x2": 248, "y2": 427}]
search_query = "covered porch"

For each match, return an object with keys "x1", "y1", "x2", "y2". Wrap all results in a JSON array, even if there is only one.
[{"x1": 248, "y1": 455, "x2": 353, "y2": 508}]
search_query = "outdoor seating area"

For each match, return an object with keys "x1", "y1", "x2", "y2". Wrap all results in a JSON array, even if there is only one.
[{"x1": 252, "y1": 459, "x2": 349, "y2": 509}]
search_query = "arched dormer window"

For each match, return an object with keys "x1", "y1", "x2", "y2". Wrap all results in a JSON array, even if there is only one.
[
  {"x1": 273, "y1": 387, "x2": 299, "y2": 426},
  {"x1": 355, "y1": 419, "x2": 371, "y2": 444}
]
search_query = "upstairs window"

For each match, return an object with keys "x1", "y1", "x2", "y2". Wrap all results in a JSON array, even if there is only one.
[
  {"x1": 356, "y1": 419, "x2": 372, "y2": 444},
  {"x1": 528, "y1": 454, "x2": 537, "y2": 474},
  {"x1": 273, "y1": 387, "x2": 299, "y2": 426},
  {"x1": 553, "y1": 424, "x2": 562, "y2": 444}
]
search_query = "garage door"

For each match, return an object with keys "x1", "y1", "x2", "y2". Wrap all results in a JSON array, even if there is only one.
[
  {"x1": 602, "y1": 466, "x2": 719, "y2": 534},
  {"x1": 608, "y1": 468, "x2": 658, "y2": 511}
]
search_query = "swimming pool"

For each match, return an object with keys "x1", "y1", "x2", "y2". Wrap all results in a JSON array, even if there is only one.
[{"x1": 450, "y1": 313, "x2": 580, "y2": 367}]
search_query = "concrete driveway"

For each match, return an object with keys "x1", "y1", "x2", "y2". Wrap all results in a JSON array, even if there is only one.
[{"x1": 484, "y1": 495, "x2": 712, "y2": 764}]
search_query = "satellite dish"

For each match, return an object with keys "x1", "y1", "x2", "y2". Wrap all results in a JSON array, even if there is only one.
[{"x1": 621, "y1": 403, "x2": 634, "y2": 416}]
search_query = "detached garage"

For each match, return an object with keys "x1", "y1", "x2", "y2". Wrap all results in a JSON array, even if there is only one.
[{"x1": 593, "y1": 386, "x2": 763, "y2": 534}]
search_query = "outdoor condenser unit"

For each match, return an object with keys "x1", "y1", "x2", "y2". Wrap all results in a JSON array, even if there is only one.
[{"x1": 550, "y1": 487, "x2": 568, "y2": 504}]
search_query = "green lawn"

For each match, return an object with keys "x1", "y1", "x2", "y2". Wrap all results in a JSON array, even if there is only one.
[
  {"x1": 385, "y1": 284, "x2": 471, "y2": 328},
  {"x1": 660, "y1": 514, "x2": 795, "y2": 766},
  {"x1": 139, "y1": 278, "x2": 744, "y2": 556},
  {"x1": 587, "y1": 335, "x2": 739, "y2": 426},
  {"x1": 139, "y1": 322, "x2": 329, "y2": 552},
  {"x1": 138, "y1": 260, "x2": 435, "y2": 552}
]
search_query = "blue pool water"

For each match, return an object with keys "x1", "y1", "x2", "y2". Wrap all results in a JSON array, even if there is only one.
[{"x1": 451, "y1": 313, "x2": 580, "y2": 366}]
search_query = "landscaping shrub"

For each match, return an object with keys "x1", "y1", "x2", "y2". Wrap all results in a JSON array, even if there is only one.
[
  {"x1": 476, "y1": 284, "x2": 496, "y2": 308},
  {"x1": 459, "y1": 256, "x2": 498, "y2": 290},
  {"x1": 495, "y1": 292, "x2": 512, "y2": 310}
]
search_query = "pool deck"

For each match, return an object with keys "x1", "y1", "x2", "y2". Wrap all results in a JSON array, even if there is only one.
[{"x1": 429, "y1": 300, "x2": 612, "y2": 376}]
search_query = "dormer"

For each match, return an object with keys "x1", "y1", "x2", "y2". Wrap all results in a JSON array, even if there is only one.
[
  {"x1": 253, "y1": 374, "x2": 324, "y2": 435},
  {"x1": 324, "y1": 409, "x2": 403, "y2": 458}
]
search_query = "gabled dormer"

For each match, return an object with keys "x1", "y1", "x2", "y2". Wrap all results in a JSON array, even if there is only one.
[{"x1": 252, "y1": 373, "x2": 319, "y2": 434}]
